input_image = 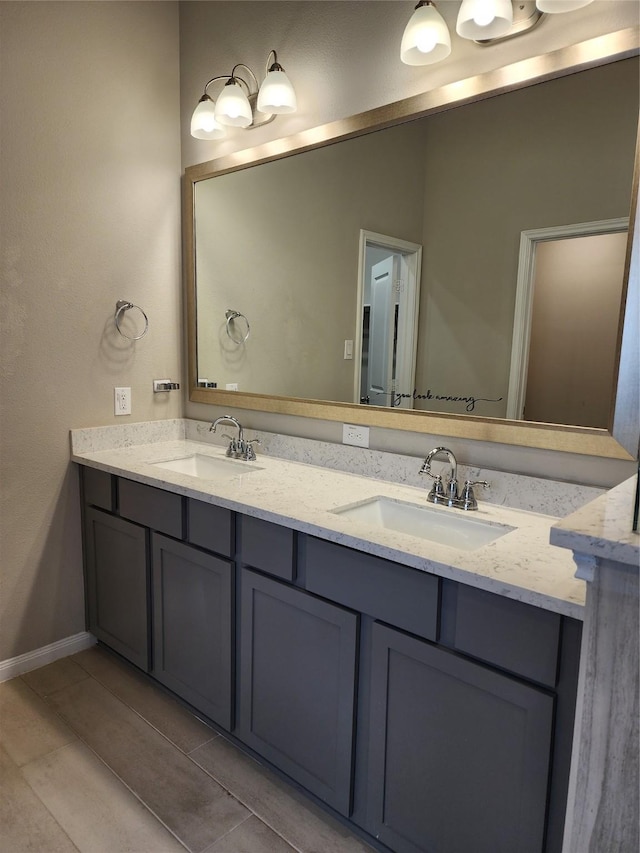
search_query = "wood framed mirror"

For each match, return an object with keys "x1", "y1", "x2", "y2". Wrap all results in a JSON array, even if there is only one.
[{"x1": 184, "y1": 28, "x2": 639, "y2": 460}]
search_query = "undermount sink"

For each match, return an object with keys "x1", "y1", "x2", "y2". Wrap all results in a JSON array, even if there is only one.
[
  {"x1": 151, "y1": 453, "x2": 263, "y2": 480},
  {"x1": 333, "y1": 496, "x2": 514, "y2": 551}
]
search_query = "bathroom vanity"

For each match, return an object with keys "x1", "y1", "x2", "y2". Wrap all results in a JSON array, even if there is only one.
[{"x1": 71, "y1": 422, "x2": 594, "y2": 853}]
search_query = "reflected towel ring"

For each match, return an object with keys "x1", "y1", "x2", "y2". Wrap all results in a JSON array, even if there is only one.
[
  {"x1": 225, "y1": 309, "x2": 250, "y2": 344},
  {"x1": 114, "y1": 300, "x2": 149, "y2": 341}
]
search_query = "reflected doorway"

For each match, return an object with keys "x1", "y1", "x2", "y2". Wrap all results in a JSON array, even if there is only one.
[
  {"x1": 355, "y1": 231, "x2": 422, "y2": 409},
  {"x1": 507, "y1": 218, "x2": 629, "y2": 426}
]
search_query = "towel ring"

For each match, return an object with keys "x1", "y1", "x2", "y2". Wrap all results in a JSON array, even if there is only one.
[
  {"x1": 115, "y1": 300, "x2": 149, "y2": 341},
  {"x1": 225, "y1": 309, "x2": 250, "y2": 344}
]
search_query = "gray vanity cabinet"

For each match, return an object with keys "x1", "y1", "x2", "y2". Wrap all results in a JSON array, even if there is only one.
[
  {"x1": 237, "y1": 568, "x2": 358, "y2": 816},
  {"x1": 84, "y1": 506, "x2": 150, "y2": 671},
  {"x1": 151, "y1": 534, "x2": 233, "y2": 729},
  {"x1": 367, "y1": 622, "x2": 554, "y2": 853},
  {"x1": 78, "y1": 466, "x2": 580, "y2": 853}
]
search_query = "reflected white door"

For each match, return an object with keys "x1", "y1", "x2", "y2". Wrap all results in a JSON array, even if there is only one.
[{"x1": 368, "y1": 257, "x2": 396, "y2": 405}]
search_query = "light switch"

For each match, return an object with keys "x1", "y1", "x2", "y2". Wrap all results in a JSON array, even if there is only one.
[{"x1": 344, "y1": 340, "x2": 354, "y2": 360}]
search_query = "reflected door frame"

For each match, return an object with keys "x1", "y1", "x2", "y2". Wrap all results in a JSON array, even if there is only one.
[
  {"x1": 506, "y1": 217, "x2": 629, "y2": 421},
  {"x1": 354, "y1": 231, "x2": 422, "y2": 408}
]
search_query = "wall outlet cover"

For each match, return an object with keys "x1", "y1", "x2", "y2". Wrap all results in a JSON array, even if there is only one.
[
  {"x1": 114, "y1": 387, "x2": 131, "y2": 416},
  {"x1": 342, "y1": 423, "x2": 369, "y2": 448}
]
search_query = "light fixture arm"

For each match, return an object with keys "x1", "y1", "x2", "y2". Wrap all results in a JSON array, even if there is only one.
[
  {"x1": 202, "y1": 74, "x2": 232, "y2": 97},
  {"x1": 265, "y1": 49, "x2": 282, "y2": 74},
  {"x1": 229, "y1": 63, "x2": 260, "y2": 96}
]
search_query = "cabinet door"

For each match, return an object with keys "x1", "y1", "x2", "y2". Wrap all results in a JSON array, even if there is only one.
[
  {"x1": 152, "y1": 534, "x2": 232, "y2": 730},
  {"x1": 84, "y1": 507, "x2": 149, "y2": 671},
  {"x1": 238, "y1": 569, "x2": 357, "y2": 816},
  {"x1": 368, "y1": 623, "x2": 554, "y2": 853}
]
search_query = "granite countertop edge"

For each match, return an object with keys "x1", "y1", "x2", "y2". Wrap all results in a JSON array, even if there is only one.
[
  {"x1": 71, "y1": 438, "x2": 587, "y2": 620},
  {"x1": 550, "y1": 475, "x2": 640, "y2": 568}
]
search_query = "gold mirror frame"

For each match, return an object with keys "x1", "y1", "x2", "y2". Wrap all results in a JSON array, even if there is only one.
[{"x1": 185, "y1": 28, "x2": 639, "y2": 461}]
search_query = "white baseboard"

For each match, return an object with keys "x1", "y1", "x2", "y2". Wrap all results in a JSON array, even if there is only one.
[{"x1": 0, "y1": 631, "x2": 96, "y2": 683}]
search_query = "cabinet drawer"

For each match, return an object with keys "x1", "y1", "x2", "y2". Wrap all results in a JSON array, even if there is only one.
[
  {"x1": 304, "y1": 537, "x2": 439, "y2": 642},
  {"x1": 238, "y1": 515, "x2": 294, "y2": 581},
  {"x1": 82, "y1": 466, "x2": 114, "y2": 511},
  {"x1": 188, "y1": 499, "x2": 234, "y2": 558},
  {"x1": 441, "y1": 581, "x2": 561, "y2": 687},
  {"x1": 118, "y1": 478, "x2": 183, "y2": 540}
]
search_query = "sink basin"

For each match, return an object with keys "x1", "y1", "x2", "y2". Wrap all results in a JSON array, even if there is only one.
[
  {"x1": 333, "y1": 496, "x2": 514, "y2": 551},
  {"x1": 151, "y1": 453, "x2": 263, "y2": 480}
]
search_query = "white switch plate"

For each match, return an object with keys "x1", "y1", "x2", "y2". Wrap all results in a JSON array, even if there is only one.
[
  {"x1": 114, "y1": 387, "x2": 131, "y2": 416},
  {"x1": 342, "y1": 423, "x2": 369, "y2": 448},
  {"x1": 344, "y1": 339, "x2": 353, "y2": 360}
]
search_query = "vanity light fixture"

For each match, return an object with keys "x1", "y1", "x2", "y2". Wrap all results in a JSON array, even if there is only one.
[
  {"x1": 456, "y1": 0, "x2": 514, "y2": 41},
  {"x1": 400, "y1": 1, "x2": 452, "y2": 65},
  {"x1": 190, "y1": 50, "x2": 296, "y2": 140},
  {"x1": 400, "y1": 0, "x2": 593, "y2": 64},
  {"x1": 535, "y1": 0, "x2": 594, "y2": 11}
]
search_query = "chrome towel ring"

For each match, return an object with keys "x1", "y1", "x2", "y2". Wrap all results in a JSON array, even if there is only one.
[
  {"x1": 115, "y1": 300, "x2": 149, "y2": 341},
  {"x1": 225, "y1": 309, "x2": 250, "y2": 344}
]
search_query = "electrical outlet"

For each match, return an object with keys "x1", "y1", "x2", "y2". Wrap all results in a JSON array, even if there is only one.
[
  {"x1": 342, "y1": 423, "x2": 369, "y2": 448},
  {"x1": 225, "y1": 383, "x2": 239, "y2": 391},
  {"x1": 114, "y1": 387, "x2": 131, "y2": 416}
]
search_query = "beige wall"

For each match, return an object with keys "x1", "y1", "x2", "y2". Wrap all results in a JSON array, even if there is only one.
[
  {"x1": 180, "y1": 1, "x2": 640, "y2": 170},
  {"x1": 0, "y1": 1, "x2": 182, "y2": 661}
]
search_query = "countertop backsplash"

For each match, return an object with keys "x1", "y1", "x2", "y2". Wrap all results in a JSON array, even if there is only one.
[{"x1": 70, "y1": 418, "x2": 605, "y2": 518}]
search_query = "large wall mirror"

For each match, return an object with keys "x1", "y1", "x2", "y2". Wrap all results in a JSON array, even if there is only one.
[{"x1": 185, "y1": 30, "x2": 639, "y2": 460}]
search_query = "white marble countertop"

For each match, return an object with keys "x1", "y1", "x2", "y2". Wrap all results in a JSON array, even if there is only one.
[
  {"x1": 71, "y1": 437, "x2": 586, "y2": 619},
  {"x1": 551, "y1": 474, "x2": 640, "y2": 568}
]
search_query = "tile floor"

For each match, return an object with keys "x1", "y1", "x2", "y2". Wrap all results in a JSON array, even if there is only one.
[{"x1": 0, "y1": 645, "x2": 374, "y2": 853}]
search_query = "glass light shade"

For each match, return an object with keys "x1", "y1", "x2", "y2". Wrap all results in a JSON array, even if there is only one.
[
  {"x1": 535, "y1": 0, "x2": 594, "y2": 11},
  {"x1": 214, "y1": 81, "x2": 253, "y2": 127},
  {"x1": 257, "y1": 69, "x2": 297, "y2": 114},
  {"x1": 400, "y1": 2, "x2": 451, "y2": 66},
  {"x1": 190, "y1": 96, "x2": 226, "y2": 140},
  {"x1": 456, "y1": 0, "x2": 513, "y2": 40}
]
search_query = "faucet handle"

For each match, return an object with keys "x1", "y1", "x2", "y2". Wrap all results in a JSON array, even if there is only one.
[
  {"x1": 459, "y1": 480, "x2": 490, "y2": 511},
  {"x1": 221, "y1": 433, "x2": 238, "y2": 457},
  {"x1": 242, "y1": 438, "x2": 261, "y2": 461},
  {"x1": 420, "y1": 472, "x2": 448, "y2": 505}
]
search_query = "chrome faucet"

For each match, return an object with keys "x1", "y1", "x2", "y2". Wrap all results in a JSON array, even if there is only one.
[
  {"x1": 419, "y1": 446, "x2": 489, "y2": 511},
  {"x1": 420, "y1": 446, "x2": 459, "y2": 506},
  {"x1": 209, "y1": 415, "x2": 260, "y2": 461}
]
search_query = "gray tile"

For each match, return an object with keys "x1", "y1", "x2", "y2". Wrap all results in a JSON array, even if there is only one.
[
  {"x1": 203, "y1": 815, "x2": 296, "y2": 853},
  {"x1": 72, "y1": 645, "x2": 215, "y2": 753},
  {"x1": 22, "y1": 740, "x2": 185, "y2": 853},
  {"x1": 191, "y1": 737, "x2": 374, "y2": 853},
  {"x1": 48, "y1": 678, "x2": 249, "y2": 853},
  {"x1": 21, "y1": 655, "x2": 90, "y2": 697},
  {"x1": 0, "y1": 745, "x2": 78, "y2": 853},
  {"x1": 0, "y1": 677, "x2": 77, "y2": 767}
]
